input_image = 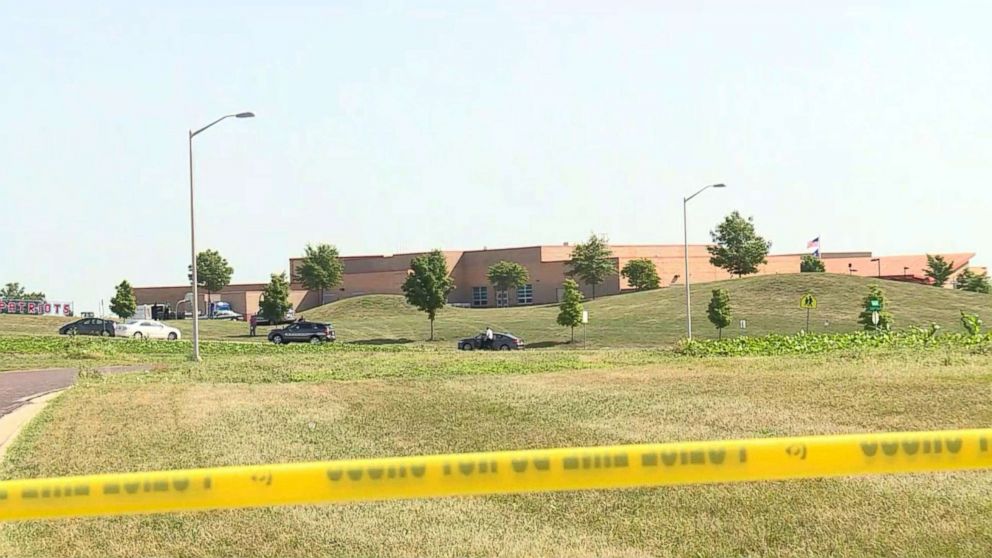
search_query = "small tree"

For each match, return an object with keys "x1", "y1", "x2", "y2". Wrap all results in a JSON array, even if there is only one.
[
  {"x1": 954, "y1": 269, "x2": 991, "y2": 294},
  {"x1": 556, "y1": 279, "x2": 584, "y2": 342},
  {"x1": 800, "y1": 255, "x2": 825, "y2": 272},
  {"x1": 924, "y1": 254, "x2": 954, "y2": 287},
  {"x1": 297, "y1": 243, "x2": 344, "y2": 306},
  {"x1": 857, "y1": 284, "x2": 893, "y2": 331},
  {"x1": 109, "y1": 280, "x2": 137, "y2": 320},
  {"x1": 620, "y1": 259, "x2": 660, "y2": 290},
  {"x1": 486, "y1": 261, "x2": 529, "y2": 306},
  {"x1": 706, "y1": 288, "x2": 732, "y2": 339},
  {"x1": 401, "y1": 250, "x2": 455, "y2": 341},
  {"x1": 566, "y1": 234, "x2": 615, "y2": 299},
  {"x1": 0, "y1": 282, "x2": 45, "y2": 300},
  {"x1": 191, "y1": 250, "x2": 234, "y2": 303},
  {"x1": 960, "y1": 311, "x2": 983, "y2": 336},
  {"x1": 707, "y1": 211, "x2": 771, "y2": 277},
  {"x1": 259, "y1": 273, "x2": 292, "y2": 325}
]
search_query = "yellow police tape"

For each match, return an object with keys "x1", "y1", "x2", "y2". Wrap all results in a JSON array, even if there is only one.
[{"x1": 1, "y1": 428, "x2": 990, "y2": 521}]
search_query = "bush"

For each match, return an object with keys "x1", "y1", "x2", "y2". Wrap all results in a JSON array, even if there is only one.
[
  {"x1": 674, "y1": 330, "x2": 992, "y2": 357},
  {"x1": 961, "y1": 312, "x2": 983, "y2": 336}
]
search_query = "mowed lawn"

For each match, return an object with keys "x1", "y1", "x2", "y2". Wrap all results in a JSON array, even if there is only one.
[
  {"x1": 3, "y1": 274, "x2": 991, "y2": 348},
  {"x1": 1, "y1": 350, "x2": 991, "y2": 557}
]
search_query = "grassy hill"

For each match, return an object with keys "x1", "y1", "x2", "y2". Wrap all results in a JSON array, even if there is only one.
[
  {"x1": 304, "y1": 273, "x2": 992, "y2": 347},
  {"x1": 2, "y1": 274, "x2": 989, "y2": 347}
]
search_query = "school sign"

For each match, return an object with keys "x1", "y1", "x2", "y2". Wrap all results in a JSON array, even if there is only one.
[{"x1": 0, "y1": 299, "x2": 73, "y2": 316}]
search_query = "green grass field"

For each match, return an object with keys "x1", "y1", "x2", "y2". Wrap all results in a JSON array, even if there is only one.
[
  {"x1": 0, "y1": 347, "x2": 990, "y2": 557},
  {"x1": 2, "y1": 274, "x2": 990, "y2": 347}
]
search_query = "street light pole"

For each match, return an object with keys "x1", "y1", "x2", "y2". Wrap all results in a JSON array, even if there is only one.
[
  {"x1": 683, "y1": 183, "x2": 726, "y2": 340},
  {"x1": 871, "y1": 257, "x2": 881, "y2": 277},
  {"x1": 188, "y1": 112, "x2": 255, "y2": 362}
]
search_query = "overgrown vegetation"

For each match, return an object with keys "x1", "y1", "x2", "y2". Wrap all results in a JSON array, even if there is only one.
[{"x1": 675, "y1": 329, "x2": 992, "y2": 356}]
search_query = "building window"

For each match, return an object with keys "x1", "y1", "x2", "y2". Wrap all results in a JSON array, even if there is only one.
[
  {"x1": 517, "y1": 284, "x2": 533, "y2": 305},
  {"x1": 495, "y1": 290, "x2": 509, "y2": 308},
  {"x1": 472, "y1": 286, "x2": 488, "y2": 307}
]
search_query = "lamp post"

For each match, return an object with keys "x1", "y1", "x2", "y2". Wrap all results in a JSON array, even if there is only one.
[
  {"x1": 188, "y1": 112, "x2": 255, "y2": 361},
  {"x1": 870, "y1": 257, "x2": 881, "y2": 277},
  {"x1": 903, "y1": 266, "x2": 909, "y2": 278},
  {"x1": 683, "y1": 183, "x2": 726, "y2": 340}
]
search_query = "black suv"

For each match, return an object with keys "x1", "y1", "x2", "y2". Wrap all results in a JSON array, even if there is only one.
[
  {"x1": 59, "y1": 318, "x2": 116, "y2": 337},
  {"x1": 267, "y1": 321, "x2": 336, "y2": 344}
]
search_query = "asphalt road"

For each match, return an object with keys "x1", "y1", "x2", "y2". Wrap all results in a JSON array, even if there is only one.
[{"x1": 0, "y1": 366, "x2": 150, "y2": 417}]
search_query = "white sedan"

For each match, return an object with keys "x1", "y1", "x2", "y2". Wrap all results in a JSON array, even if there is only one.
[{"x1": 115, "y1": 319, "x2": 182, "y2": 340}]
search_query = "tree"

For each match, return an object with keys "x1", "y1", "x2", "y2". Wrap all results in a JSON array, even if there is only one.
[
  {"x1": 924, "y1": 254, "x2": 954, "y2": 287},
  {"x1": 800, "y1": 255, "x2": 825, "y2": 272},
  {"x1": 566, "y1": 234, "x2": 615, "y2": 299},
  {"x1": 297, "y1": 243, "x2": 344, "y2": 306},
  {"x1": 620, "y1": 259, "x2": 660, "y2": 290},
  {"x1": 109, "y1": 280, "x2": 137, "y2": 319},
  {"x1": 556, "y1": 279, "x2": 584, "y2": 342},
  {"x1": 191, "y1": 250, "x2": 234, "y2": 303},
  {"x1": 0, "y1": 282, "x2": 45, "y2": 300},
  {"x1": 706, "y1": 288, "x2": 732, "y2": 339},
  {"x1": 259, "y1": 273, "x2": 292, "y2": 325},
  {"x1": 707, "y1": 211, "x2": 771, "y2": 277},
  {"x1": 401, "y1": 250, "x2": 455, "y2": 341},
  {"x1": 954, "y1": 268, "x2": 991, "y2": 294},
  {"x1": 858, "y1": 284, "x2": 893, "y2": 331},
  {"x1": 487, "y1": 261, "x2": 530, "y2": 306}
]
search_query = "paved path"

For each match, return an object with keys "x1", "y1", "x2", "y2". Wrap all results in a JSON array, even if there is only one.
[{"x1": 0, "y1": 365, "x2": 150, "y2": 417}]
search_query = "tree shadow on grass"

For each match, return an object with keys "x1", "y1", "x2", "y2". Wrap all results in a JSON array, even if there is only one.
[
  {"x1": 524, "y1": 340, "x2": 572, "y2": 349},
  {"x1": 347, "y1": 338, "x2": 416, "y2": 346}
]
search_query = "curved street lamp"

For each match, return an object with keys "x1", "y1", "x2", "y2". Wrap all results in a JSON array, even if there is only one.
[
  {"x1": 188, "y1": 112, "x2": 255, "y2": 361},
  {"x1": 683, "y1": 183, "x2": 726, "y2": 340}
]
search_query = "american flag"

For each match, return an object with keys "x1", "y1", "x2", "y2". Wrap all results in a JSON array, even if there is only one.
[{"x1": 807, "y1": 237, "x2": 820, "y2": 249}]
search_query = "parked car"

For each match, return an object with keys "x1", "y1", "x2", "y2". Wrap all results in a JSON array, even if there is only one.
[
  {"x1": 458, "y1": 332, "x2": 524, "y2": 351},
  {"x1": 212, "y1": 309, "x2": 244, "y2": 321},
  {"x1": 59, "y1": 318, "x2": 116, "y2": 337},
  {"x1": 268, "y1": 321, "x2": 335, "y2": 344},
  {"x1": 254, "y1": 309, "x2": 295, "y2": 326},
  {"x1": 115, "y1": 319, "x2": 182, "y2": 340}
]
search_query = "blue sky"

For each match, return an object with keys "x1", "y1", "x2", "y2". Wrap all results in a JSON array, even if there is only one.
[{"x1": 2, "y1": 1, "x2": 990, "y2": 311}]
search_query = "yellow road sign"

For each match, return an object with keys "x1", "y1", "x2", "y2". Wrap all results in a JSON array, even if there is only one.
[{"x1": 800, "y1": 294, "x2": 817, "y2": 309}]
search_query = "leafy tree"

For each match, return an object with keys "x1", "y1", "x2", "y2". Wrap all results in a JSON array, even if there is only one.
[
  {"x1": 190, "y1": 250, "x2": 234, "y2": 303},
  {"x1": 297, "y1": 243, "x2": 344, "y2": 306},
  {"x1": 800, "y1": 255, "x2": 825, "y2": 272},
  {"x1": 706, "y1": 288, "x2": 732, "y2": 339},
  {"x1": 707, "y1": 211, "x2": 771, "y2": 277},
  {"x1": 109, "y1": 280, "x2": 137, "y2": 319},
  {"x1": 556, "y1": 279, "x2": 584, "y2": 342},
  {"x1": 401, "y1": 250, "x2": 455, "y2": 341},
  {"x1": 259, "y1": 273, "x2": 292, "y2": 325},
  {"x1": 0, "y1": 282, "x2": 45, "y2": 300},
  {"x1": 487, "y1": 261, "x2": 529, "y2": 306},
  {"x1": 960, "y1": 311, "x2": 983, "y2": 336},
  {"x1": 954, "y1": 268, "x2": 991, "y2": 294},
  {"x1": 924, "y1": 254, "x2": 954, "y2": 287},
  {"x1": 857, "y1": 284, "x2": 893, "y2": 331},
  {"x1": 566, "y1": 234, "x2": 615, "y2": 299},
  {"x1": 620, "y1": 259, "x2": 660, "y2": 290}
]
